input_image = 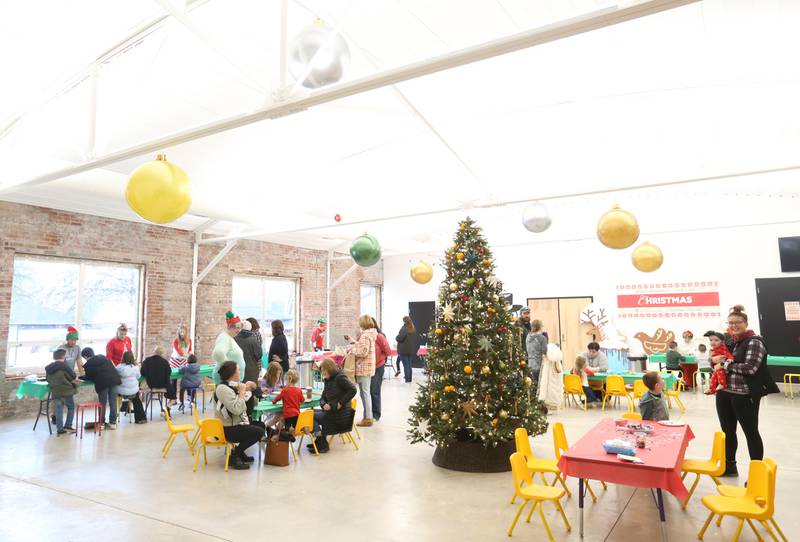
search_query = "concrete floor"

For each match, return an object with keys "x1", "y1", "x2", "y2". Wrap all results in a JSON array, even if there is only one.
[{"x1": 0, "y1": 374, "x2": 797, "y2": 542}]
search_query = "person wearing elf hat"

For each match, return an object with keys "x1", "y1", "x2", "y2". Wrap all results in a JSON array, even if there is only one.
[
  {"x1": 311, "y1": 318, "x2": 327, "y2": 352},
  {"x1": 58, "y1": 326, "x2": 82, "y2": 373},
  {"x1": 211, "y1": 311, "x2": 246, "y2": 385},
  {"x1": 106, "y1": 323, "x2": 133, "y2": 367}
]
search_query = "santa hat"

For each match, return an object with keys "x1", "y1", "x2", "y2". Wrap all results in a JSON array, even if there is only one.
[
  {"x1": 66, "y1": 326, "x2": 79, "y2": 341},
  {"x1": 225, "y1": 311, "x2": 241, "y2": 326},
  {"x1": 683, "y1": 330, "x2": 694, "y2": 338}
]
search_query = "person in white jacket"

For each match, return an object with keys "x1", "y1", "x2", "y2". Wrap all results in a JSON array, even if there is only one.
[
  {"x1": 538, "y1": 343, "x2": 565, "y2": 411},
  {"x1": 116, "y1": 351, "x2": 146, "y2": 423}
]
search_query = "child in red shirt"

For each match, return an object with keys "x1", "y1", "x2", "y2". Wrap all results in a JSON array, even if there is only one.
[
  {"x1": 705, "y1": 332, "x2": 732, "y2": 395},
  {"x1": 272, "y1": 369, "x2": 305, "y2": 430}
]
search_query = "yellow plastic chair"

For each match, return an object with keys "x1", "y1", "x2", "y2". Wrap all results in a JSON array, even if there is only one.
[
  {"x1": 601, "y1": 376, "x2": 634, "y2": 412},
  {"x1": 663, "y1": 372, "x2": 687, "y2": 412},
  {"x1": 621, "y1": 412, "x2": 642, "y2": 421},
  {"x1": 563, "y1": 374, "x2": 587, "y2": 411},
  {"x1": 698, "y1": 460, "x2": 780, "y2": 542},
  {"x1": 784, "y1": 373, "x2": 800, "y2": 399},
  {"x1": 680, "y1": 432, "x2": 725, "y2": 509},
  {"x1": 716, "y1": 458, "x2": 786, "y2": 542},
  {"x1": 162, "y1": 408, "x2": 195, "y2": 459},
  {"x1": 327, "y1": 400, "x2": 359, "y2": 451},
  {"x1": 193, "y1": 418, "x2": 232, "y2": 472},
  {"x1": 292, "y1": 409, "x2": 318, "y2": 460},
  {"x1": 632, "y1": 380, "x2": 648, "y2": 402},
  {"x1": 351, "y1": 398, "x2": 362, "y2": 440},
  {"x1": 189, "y1": 402, "x2": 204, "y2": 451},
  {"x1": 552, "y1": 422, "x2": 606, "y2": 502},
  {"x1": 507, "y1": 452, "x2": 571, "y2": 540},
  {"x1": 510, "y1": 427, "x2": 570, "y2": 504}
]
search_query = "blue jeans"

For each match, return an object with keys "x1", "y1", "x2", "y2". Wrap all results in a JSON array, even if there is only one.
[
  {"x1": 582, "y1": 386, "x2": 600, "y2": 403},
  {"x1": 398, "y1": 354, "x2": 413, "y2": 382},
  {"x1": 97, "y1": 386, "x2": 119, "y2": 424},
  {"x1": 54, "y1": 396, "x2": 75, "y2": 431},
  {"x1": 370, "y1": 365, "x2": 385, "y2": 420}
]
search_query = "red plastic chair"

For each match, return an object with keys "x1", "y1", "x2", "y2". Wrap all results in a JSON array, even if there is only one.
[{"x1": 76, "y1": 401, "x2": 103, "y2": 439}]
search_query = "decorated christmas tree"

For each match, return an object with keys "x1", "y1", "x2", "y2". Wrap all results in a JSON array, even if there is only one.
[{"x1": 408, "y1": 218, "x2": 547, "y2": 470}]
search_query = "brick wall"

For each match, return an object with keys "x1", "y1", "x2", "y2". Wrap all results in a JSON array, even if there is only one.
[{"x1": 0, "y1": 202, "x2": 382, "y2": 419}]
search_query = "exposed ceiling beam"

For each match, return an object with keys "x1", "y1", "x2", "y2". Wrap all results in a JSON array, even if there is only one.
[{"x1": 1, "y1": 0, "x2": 701, "y2": 193}]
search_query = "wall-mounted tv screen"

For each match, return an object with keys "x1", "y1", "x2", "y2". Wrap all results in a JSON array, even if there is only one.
[{"x1": 778, "y1": 237, "x2": 800, "y2": 272}]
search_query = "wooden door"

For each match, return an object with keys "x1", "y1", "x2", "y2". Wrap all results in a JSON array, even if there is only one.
[
  {"x1": 558, "y1": 297, "x2": 593, "y2": 371},
  {"x1": 528, "y1": 298, "x2": 560, "y2": 347}
]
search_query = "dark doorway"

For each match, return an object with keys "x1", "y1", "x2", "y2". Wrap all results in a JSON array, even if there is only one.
[
  {"x1": 755, "y1": 277, "x2": 800, "y2": 380},
  {"x1": 409, "y1": 301, "x2": 435, "y2": 368}
]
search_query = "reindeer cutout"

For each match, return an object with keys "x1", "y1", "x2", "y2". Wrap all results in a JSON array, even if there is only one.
[{"x1": 579, "y1": 303, "x2": 629, "y2": 350}]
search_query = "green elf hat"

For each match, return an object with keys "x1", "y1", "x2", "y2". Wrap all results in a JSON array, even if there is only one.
[
  {"x1": 317, "y1": 318, "x2": 326, "y2": 324},
  {"x1": 225, "y1": 311, "x2": 241, "y2": 326},
  {"x1": 66, "y1": 326, "x2": 79, "y2": 341}
]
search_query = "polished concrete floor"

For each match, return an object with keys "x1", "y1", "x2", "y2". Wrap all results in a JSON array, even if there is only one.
[{"x1": 0, "y1": 373, "x2": 797, "y2": 542}]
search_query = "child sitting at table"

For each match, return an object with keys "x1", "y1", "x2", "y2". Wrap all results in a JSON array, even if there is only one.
[
  {"x1": 639, "y1": 371, "x2": 669, "y2": 421},
  {"x1": 272, "y1": 369, "x2": 304, "y2": 431},
  {"x1": 46, "y1": 349, "x2": 78, "y2": 435},
  {"x1": 263, "y1": 361, "x2": 283, "y2": 393},
  {"x1": 665, "y1": 341, "x2": 685, "y2": 371},
  {"x1": 572, "y1": 357, "x2": 601, "y2": 406},
  {"x1": 178, "y1": 354, "x2": 201, "y2": 409},
  {"x1": 704, "y1": 332, "x2": 732, "y2": 395},
  {"x1": 116, "y1": 351, "x2": 146, "y2": 424}
]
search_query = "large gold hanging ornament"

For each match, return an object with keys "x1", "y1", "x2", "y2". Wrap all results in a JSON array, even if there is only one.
[
  {"x1": 125, "y1": 154, "x2": 191, "y2": 224},
  {"x1": 631, "y1": 241, "x2": 664, "y2": 272},
  {"x1": 596, "y1": 204, "x2": 640, "y2": 249},
  {"x1": 410, "y1": 260, "x2": 433, "y2": 284}
]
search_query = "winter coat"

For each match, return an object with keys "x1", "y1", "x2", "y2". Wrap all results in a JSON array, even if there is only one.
[
  {"x1": 639, "y1": 391, "x2": 669, "y2": 422},
  {"x1": 319, "y1": 369, "x2": 357, "y2": 435},
  {"x1": 81, "y1": 355, "x2": 122, "y2": 392},
  {"x1": 665, "y1": 350, "x2": 685, "y2": 371},
  {"x1": 214, "y1": 382, "x2": 249, "y2": 427},
  {"x1": 179, "y1": 363, "x2": 201, "y2": 389},
  {"x1": 116, "y1": 364, "x2": 141, "y2": 396},
  {"x1": 235, "y1": 329, "x2": 263, "y2": 383},
  {"x1": 396, "y1": 326, "x2": 420, "y2": 356},
  {"x1": 212, "y1": 332, "x2": 245, "y2": 385},
  {"x1": 579, "y1": 351, "x2": 609, "y2": 373},
  {"x1": 106, "y1": 336, "x2": 132, "y2": 366},
  {"x1": 45, "y1": 361, "x2": 77, "y2": 398},
  {"x1": 268, "y1": 333, "x2": 290, "y2": 375},
  {"x1": 352, "y1": 328, "x2": 377, "y2": 377},
  {"x1": 526, "y1": 332, "x2": 548, "y2": 371},
  {"x1": 374, "y1": 332, "x2": 391, "y2": 369},
  {"x1": 141, "y1": 355, "x2": 172, "y2": 390}
]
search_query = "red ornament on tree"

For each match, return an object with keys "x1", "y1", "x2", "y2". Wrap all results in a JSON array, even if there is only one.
[
  {"x1": 460, "y1": 294, "x2": 469, "y2": 302},
  {"x1": 496, "y1": 326, "x2": 507, "y2": 333}
]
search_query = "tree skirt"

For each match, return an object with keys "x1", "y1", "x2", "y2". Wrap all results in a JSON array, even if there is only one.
[{"x1": 432, "y1": 439, "x2": 516, "y2": 473}]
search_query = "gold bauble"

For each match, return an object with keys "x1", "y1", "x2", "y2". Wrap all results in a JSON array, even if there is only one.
[
  {"x1": 481, "y1": 365, "x2": 491, "y2": 375},
  {"x1": 449, "y1": 283, "x2": 458, "y2": 292},
  {"x1": 631, "y1": 241, "x2": 664, "y2": 272},
  {"x1": 125, "y1": 154, "x2": 191, "y2": 224},
  {"x1": 499, "y1": 409, "x2": 509, "y2": 419},
  {"x1": 597, "y1": 204, "x2": 639, "y2": 249},
  {"x1": 410, "y1": 260, "x2": 434, "y2": 284}
]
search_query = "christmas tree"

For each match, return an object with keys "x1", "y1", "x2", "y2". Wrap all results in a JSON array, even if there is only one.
[{"x1": 408, "y1": 218, "x2": 547, "y2": 453}]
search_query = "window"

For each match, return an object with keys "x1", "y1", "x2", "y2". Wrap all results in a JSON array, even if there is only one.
[
  {"x1": 232, "y1": 276, "x2": 299, "y2": 351},
  {"x1": 7, "y1": 256, "x2": 142, "y2": 369},
  {"x1": 360, "y1": 284, "x2": 381, "y2": 325}
]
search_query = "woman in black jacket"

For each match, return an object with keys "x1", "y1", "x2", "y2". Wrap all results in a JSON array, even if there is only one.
[
  {"x1": 309, "y1": 358, "x2": 357, "y2": 453},
  {"x1": 80, "y1": 347, "x2": 122, "y2": 429},
  {"x1": 268, "y1": 319, "x2": 290, "y2": 376},
  {"x1": 235, "y1": 320, "x2": 263, "y2": 383},
  {"x1": 395, "y1": 316, "x2": 420, "y2": 383}
]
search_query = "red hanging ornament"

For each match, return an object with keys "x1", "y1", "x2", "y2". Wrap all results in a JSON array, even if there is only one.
[{"x1": 334, "y1": 213, "x2": 342, "y2": 222}]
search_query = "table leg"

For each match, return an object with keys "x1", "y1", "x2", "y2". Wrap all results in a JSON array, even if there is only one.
[
  {"x1": 656, "y1": 488, "x2": 667, "y2": 542},
  {"x1": 579, "y1": 478, "x2": 585, "y2": 538},
  {"x1": 33, "y1": 393, "x2": 53, "y2": 434}
]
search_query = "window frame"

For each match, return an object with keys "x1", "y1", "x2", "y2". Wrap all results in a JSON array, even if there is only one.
[
  {"x1": 5, "y1": 254, "x2": 144, "y2": 374},
  {"x1": 360, "y1": 283, "x2": 382, "y2": 328},
  {"x1": 232, "y1": 275, "x2": 301, "y2": 352}
]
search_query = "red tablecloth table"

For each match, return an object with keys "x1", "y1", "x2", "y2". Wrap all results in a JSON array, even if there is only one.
[
  {"x1": 389, "y1": 347, "x2": 428, "y2": 357},
  {"x1": 557, "y1": 418, "x2": 694, "y2": 540}
]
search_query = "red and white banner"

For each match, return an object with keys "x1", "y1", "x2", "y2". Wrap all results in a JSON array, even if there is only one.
[{"x1": 616, "y1": 281, "x2": 721, "y2": 319}]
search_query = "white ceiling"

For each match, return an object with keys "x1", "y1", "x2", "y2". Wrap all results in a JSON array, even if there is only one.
[{"x1": 1, "y1": 0, "x2": 800, "y2": 253}]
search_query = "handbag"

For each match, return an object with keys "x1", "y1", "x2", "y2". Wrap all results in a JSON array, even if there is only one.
[
  {"x1": 265, "y1": 436, "x2": 290, "y2": 467},
  {"x1": 343, "y1": 353, "x2": 356, "y2": 384}
]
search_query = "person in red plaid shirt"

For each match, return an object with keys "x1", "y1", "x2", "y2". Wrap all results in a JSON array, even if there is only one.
[{"x1": 715, "y1": 305, "x2": 779, "y2": 477}]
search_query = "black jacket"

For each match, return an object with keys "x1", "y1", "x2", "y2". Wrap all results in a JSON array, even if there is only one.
[
  {"x1": 45, "y1": 361, "x2": 77, "y2": 398},
  {"x1": 319, "y1": 369, "x2": 357, "y2": 434},
  {"x1": 80, "y1": 355, "x2": 121, "y2": 392},
  {"x1": 268, "y1": 334, "x2": 290, "y2": 374},
  {"x1": 235, "y1": 330, "x2": 263, "y2": 383},
  {"x1": 396, "y1": 327, "x2": 420, "y2": 356},
  {"x1": 141, "y1": 355, "x2": 172, "y2": 389},
  {"x1": 734, "y1": 336, "x2": 779, "y2": 399}
]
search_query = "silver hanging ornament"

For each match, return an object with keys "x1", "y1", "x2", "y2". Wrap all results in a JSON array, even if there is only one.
[
  {"x1": 521, "y1": 202, "x2": 552, "y2": 233},
  {"x1": 289, "y1": 21, "x2": 351, "y2": 89}
]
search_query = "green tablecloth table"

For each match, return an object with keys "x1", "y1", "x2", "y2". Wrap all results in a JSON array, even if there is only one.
[
  {"x1": 566, "y1": 371, "x2": 678, "y2": 390},
  {"x1": 648, "y1": 353, "x2": 697, "y2": 365},
  {"x1": 767, "y1": 356, "x2": 800, "y2": 367},
  {"x1": 252, "y1": 393, "x2": 322, "y2": 417}
]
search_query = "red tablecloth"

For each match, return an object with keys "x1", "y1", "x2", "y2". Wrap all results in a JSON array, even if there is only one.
[
  {"x1": 389, "y1": 347, "x2": 428, "y2": 357},
  {"x1": 557, "y1": 418, "x2": 694, "y2": 501},
  {"x1": 311, "y1": 347, "x2": 428, "y2": 362}
]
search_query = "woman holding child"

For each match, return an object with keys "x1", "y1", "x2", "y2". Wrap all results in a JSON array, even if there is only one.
[{"x1": 214, "y1": 361, "x2": 266, "y2": 471}]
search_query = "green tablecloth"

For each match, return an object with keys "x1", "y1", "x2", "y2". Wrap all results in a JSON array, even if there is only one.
[
  {"x1": 648, "y1": 354, "x2": 697, "y2": 365},
  {"x1": 767, "y1": 356, "x2": 800, "y2": 367},
  {"x1": 566, "y1": 371, "x2": 678, "y2": 390},
  {"x1": 252, "y1": 393, "x2": 322, "y2": 415},
  {"x1": 15, "y1": 364, "x2": 216, "y2": 401}
]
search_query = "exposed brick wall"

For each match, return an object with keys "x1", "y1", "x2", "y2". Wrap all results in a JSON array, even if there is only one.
[{"x1": 0, "y1": 201, "x2": 382, "y2": 419}]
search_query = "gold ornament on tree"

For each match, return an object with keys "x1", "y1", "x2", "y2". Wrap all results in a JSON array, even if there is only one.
[
  {"x1": 459, "y1": 400, "x2": 477, "y2": 418},
  {"x1": 481, "y1": 365, "x2": 491, "y2": 375},
  {"x1": 631, "y1": 241, "x2": 664, "y2": 272},
  {"x1": 597, "y1": 204, "x2": 640, "y2": 249}
]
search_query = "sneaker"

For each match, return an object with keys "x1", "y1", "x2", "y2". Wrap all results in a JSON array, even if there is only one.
[
  {"x1": 57, "y1": 429, "x2": 67, "y2": 436},
  {"x1": 63, "y1": 426, "x2": 76, "y2": 433},
  {"x1": 135, "y1": 420, "x2": 147, "y2": 425},
  {"x1": 357, "y1": 419, "x2": 374, "y2": 427},
  {"x1": 107, "y1": 423, "x2": 117, "y2": 430}
]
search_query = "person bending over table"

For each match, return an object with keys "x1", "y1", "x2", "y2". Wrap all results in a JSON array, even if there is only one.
[
  {"x1": 308, "y1": 358, "x2": 357, "y2": 454},
  {"x1": 214, "y1": 361, "x2": 265, "y2": 471},
  {"x1": 577, "y1": 342, "x2": 608, "y2": 373},
  {"x1": 80, "y1": 348, "x2": 122, "y2": 430}
]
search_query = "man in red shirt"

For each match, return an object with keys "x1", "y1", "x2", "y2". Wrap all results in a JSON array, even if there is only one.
[
  {"x1": 310, "y1": 319, "x2": 326, "y2": 351},
  {"x1": 106, "y1": 323, "x2": 133, "y2": 367}
]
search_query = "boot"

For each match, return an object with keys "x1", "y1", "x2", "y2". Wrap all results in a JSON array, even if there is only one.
[
  {"x1": 229, "y1": 453, "x2": 250, "y2": 470},
  {"x1": 307, "y1": 435, "x2": 329, "y2": 453},
  {"x1": 357, "y1": 418, "x2": 374, "y2": 427},
  {"x1": 722, "y1": 461, "x2": 738, "y2": 477}
]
